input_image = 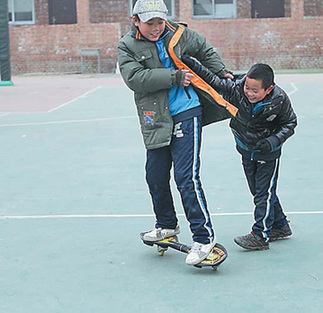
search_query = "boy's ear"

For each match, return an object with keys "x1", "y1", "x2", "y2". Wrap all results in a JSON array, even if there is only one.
[
  {"x1": 131, "y1": 16, "x2": 139, "y2": 26},
  {"x1": 265, "y1": 85, "x2": 274, "y2": 95}
]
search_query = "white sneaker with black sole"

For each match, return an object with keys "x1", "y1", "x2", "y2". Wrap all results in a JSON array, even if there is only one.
[
  {"x1": 185, "y1": 239, "x2": 216, "y2": 265},
  {"x1": 142, "y1": 225, "x2": 180, "y2": 242}
]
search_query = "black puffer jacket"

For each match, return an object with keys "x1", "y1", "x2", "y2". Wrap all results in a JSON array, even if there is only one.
[{"x1": 183, "y1": 56, "x2": 297, "y2": 160}]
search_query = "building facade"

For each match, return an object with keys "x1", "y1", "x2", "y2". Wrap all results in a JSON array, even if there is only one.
[{"x1": 8, "y1": 0, "x2": 323, "y2": 74}]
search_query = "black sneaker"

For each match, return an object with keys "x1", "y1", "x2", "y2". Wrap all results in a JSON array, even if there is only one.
[
  {"x1": 234, "y1": 232, "x2": 269, "y2": 251},
  {"x1": 270, "y1": 223, "x2": 292, "y2": 242}
]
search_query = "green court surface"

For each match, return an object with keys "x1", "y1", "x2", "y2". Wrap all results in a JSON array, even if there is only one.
[{"x1": 0, "y1": 73, "x2": 322, "y2": 313}]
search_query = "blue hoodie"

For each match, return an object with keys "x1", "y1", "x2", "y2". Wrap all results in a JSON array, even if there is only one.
[{"x1": 156, "y1": 33, "x2": 200, "y2": 117}]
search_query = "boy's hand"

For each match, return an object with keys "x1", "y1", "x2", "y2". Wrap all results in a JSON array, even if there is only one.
[
  {"x1": 255, "y1": 139, "x2": 271, "y2": 153},
  {"x1": 176, "y1": 70, "x2": 194, "y2": 87},
  {"x1": 223, "y1": 72, "x2": 234, "y2": 80}
]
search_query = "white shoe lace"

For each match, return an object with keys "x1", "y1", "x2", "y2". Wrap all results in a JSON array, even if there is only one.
[
  {"x1": 150, "y1": 228, "x2": 161, "y2": 237},
  {"x1": 191, "y1": 242, "x2": 202, "y2": 254}
]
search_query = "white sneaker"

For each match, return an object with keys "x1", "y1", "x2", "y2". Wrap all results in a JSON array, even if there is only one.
[
  {"x1": 142, "y1": 226, "x2": 180, "y2": 242},
  {"x1": 185, "y1": 239, "x2": 216, "y2": 265}
]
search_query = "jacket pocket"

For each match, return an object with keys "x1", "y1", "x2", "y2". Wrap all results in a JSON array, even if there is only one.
[
  {"x1": 136, "y1": 97, "x2": 162, "y2": 130},
  {"x1": 134, "y1": 50, "x2": 153, "y2": 66}
]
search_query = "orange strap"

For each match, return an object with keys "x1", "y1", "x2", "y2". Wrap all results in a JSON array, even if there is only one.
[{"x1": 168, "y1": 25, "x2": 238, "y2": 117}]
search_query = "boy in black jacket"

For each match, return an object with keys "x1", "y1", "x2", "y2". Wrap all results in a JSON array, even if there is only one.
[{"x1": 183, "y1": 56, "x2": 297, "y2": 250}]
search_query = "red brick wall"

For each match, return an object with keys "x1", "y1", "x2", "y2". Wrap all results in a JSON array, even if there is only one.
[
  {"x1": 304, "y1": 0, "x2": 323, "y2": 16},
  {"x1": 237, "y1": 0, "x2": 252, "y2": 18},
  {"x1": 190, "y1": 17, "x2": 322, "y2": 70},
  {"x1": 8, "y1": 0, "x2": 323, "y2": 75},
  {"x1": 9, "y1": 23, "x2": 120, "y2": 74},
  {"x1": 89, "y1": 1, "x2": 128, "y2": 23},
  {"x1": 10, "y1": 0, "x2": 120, "y2": 74},
  {"x1": 34, "y1": 0, "x2": 49, "y2": 25},
  {"x1": 180, "y1": 0, "x2": 322, "y2": 70}
]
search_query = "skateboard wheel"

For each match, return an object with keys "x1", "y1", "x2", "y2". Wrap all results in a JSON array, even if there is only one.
[{"x1": 157, "y1": 246, "x2": 168, "y2": 256}]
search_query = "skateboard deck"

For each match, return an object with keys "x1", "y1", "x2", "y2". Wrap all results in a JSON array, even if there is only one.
[{"x1": 140, "y1": 233, "x2": 227, "y2": 270}]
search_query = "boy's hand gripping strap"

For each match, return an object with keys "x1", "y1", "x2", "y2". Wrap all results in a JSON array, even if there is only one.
[{"x1": 168, "y1": 25, "x2": 238, "y2": 117}]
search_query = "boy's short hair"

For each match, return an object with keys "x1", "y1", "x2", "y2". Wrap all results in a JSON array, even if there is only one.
[
  {"x1": 247, "y1": 63, "x2": 275, "y2": 90},
  {"x1": 133, "y1": 0, "x2": 168, "y2": 23}
]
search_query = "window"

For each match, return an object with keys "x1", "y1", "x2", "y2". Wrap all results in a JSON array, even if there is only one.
[
  {"x1": 131, "y1": 0, "x2": 175, "y2": 20},
  {"x1": 8, "y1": 0, "x2": 35, "y2": 24},
  {"x1": 193, "y1": 0, "x2": 236, "y2": 19},
  {"x1": 48, "y1": 0, "x2": 77, "y2": 25},
  {"x1": 251, "y1": 0, "x2": 285, "y2": 18}
]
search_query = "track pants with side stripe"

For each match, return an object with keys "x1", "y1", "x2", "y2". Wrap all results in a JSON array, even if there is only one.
[
  {"x1": 145, "y1": 115, "x2": 214, "y2": 244},
  {"x1": 242, "y1": 156, "x2": 288, "y2": 241}
]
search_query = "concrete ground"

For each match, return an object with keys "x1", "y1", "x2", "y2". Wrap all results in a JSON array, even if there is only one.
[{"x1": 0, "y1": 73, "x2": 322, "y2": 313}]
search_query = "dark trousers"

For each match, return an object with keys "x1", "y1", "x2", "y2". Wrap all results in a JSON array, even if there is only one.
[
  {"x1": 146, "y1": 115, "x2": 214, "y2": 244},
  {"x1": 242, "y1": 156, "x2": 287, "y2": 241}
]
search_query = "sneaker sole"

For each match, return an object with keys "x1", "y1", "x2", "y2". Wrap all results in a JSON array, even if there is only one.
[
  {"x1": 141, "y1": 230, "x2": 180, "y2": 242},
  {"x1": 233, "y1": 239, "x2": 269, "y2": 251},
  {"x1": 269, "y1": 234, "x2": 292, "y2": 242}
]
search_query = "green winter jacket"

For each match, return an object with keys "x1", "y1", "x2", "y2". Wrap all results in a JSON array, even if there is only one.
[{"x1": 117, "y1": 20, "x2": 237, "y2": 150}]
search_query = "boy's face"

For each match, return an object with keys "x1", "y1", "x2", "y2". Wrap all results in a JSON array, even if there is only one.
[
  {"x1": 132, "y1": 17, "x2": 166, "y2": 42},
  {"x1": 244, "y1": 77, "x2": 273, "y2": 103}
]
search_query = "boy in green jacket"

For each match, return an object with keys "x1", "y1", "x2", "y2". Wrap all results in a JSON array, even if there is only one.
[{"x1": 117, "y1": 0, "x2": 235, "y2": 265}]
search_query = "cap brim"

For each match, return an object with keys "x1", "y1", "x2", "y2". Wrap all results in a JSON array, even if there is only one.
[{"x1": 138, "y1": 12, "x2": 167, "y2": 23}]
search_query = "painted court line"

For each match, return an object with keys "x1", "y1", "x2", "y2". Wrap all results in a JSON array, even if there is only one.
[
  {"x1": 1, "y1": 211, "x2": 322, "y2": 220},
  {"x1": 0, "y1": 112, "x2": 11, "y2": 117},
  {"x1": 287, "y1": 82, "x2": 298, "y2": 96},
  {"x1": 0, "y1": 82, "x2": 298, "y2": 128},
  {"x1": 48, "y1": 85, "x2": 103, "y2": 112},
  {"x1": 0, "y1": 115, "x2": 136, "y2": 127}
]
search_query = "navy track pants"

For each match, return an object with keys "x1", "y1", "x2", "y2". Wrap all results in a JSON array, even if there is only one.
[
  {"x1": 242, "y1": 156, "x2": 287, "y2": 241},
  {"x1": 145, "y1": 115, "x2": 214, "y2": 244}
]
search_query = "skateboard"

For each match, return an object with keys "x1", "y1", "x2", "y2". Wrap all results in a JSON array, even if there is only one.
[{"x1": 140, "y1": 233, "x2": 228, "y2": 270}]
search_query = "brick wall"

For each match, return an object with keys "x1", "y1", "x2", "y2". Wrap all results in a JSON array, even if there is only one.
[
  {"x1": 180, "y1": 0, "x2": 322, "y2": 70},
  {"x1": 190, "y1": 17, "x2": 322, "y2": 70},
  {"x1": 34, "y1": 0, "x2": 49, "y2": 25},
  {"x1": 237, "y1": 0, "x2": 252, "y2": 18},
  {"x1": 304, "y1": 0, "x2": 323, "y2": 16},
  {"x1": 8, "y1": 0, "x2": 323, "y2": 75},
  {"x1": 89, "y1": 0, "x2": 129, "y2": 30},
  {"x1": 10, "y1": 0, "x2": 120, "y2": 74},
  {"x1": 10, "y1": 23, "x2": 120, "y2": 74}
]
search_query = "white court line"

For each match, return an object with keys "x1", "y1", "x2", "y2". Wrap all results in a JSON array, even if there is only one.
[
  {"x1": 1, "y1": 211, "x2": 323, "y2": 220},
  {"x1": 0, "y1": 112, "x2": 11, "y2": 117},
  {"x1": 0, "y1": 115, "x2": 136, "y2": 127},
  {"x1": 48, "y1": 86, "x2": 103, "y2": 112},
  {"x1": 287, "y1": 82, "x2": 298, "y2": 96},
  {"x1": 0, "y1": 82, "x2": 298, "y2": 128}
]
